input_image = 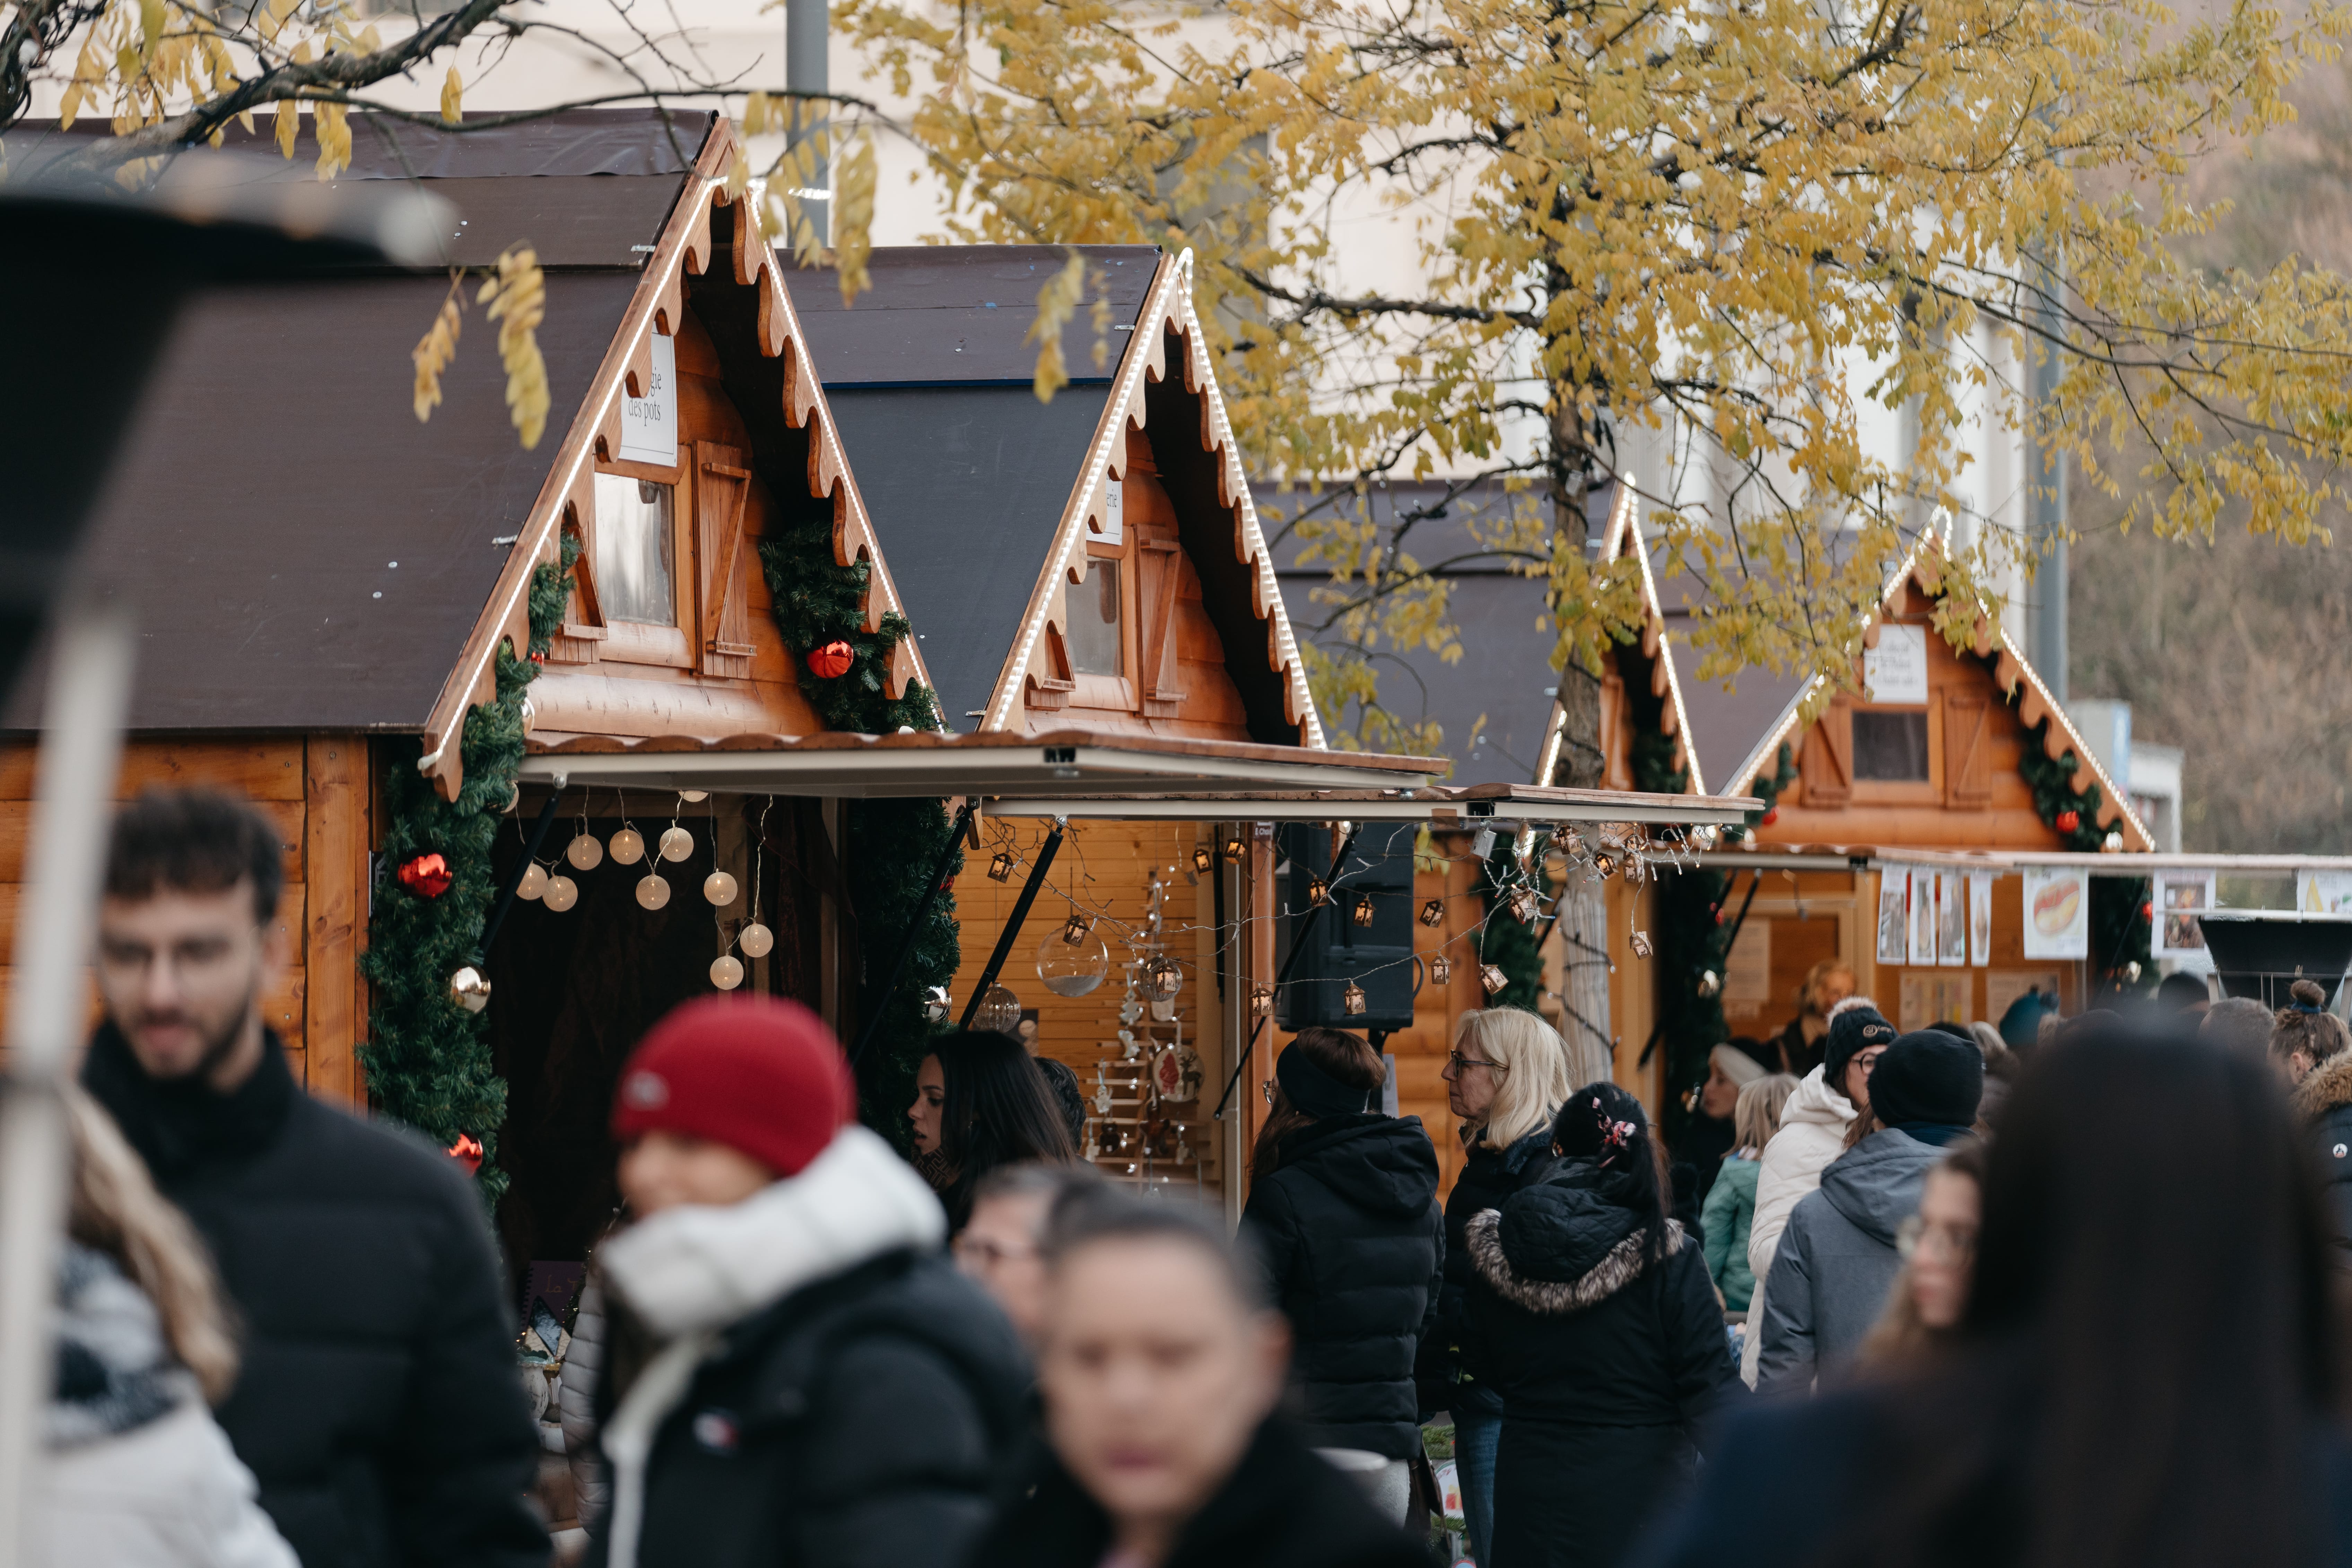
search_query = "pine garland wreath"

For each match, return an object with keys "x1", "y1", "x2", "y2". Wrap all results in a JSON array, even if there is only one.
[
  {"x1": 1724, "y1": 743, "x2": 1796, "y2": 841},
  {"x1": 759, "y1": 513, "x2": 959, "y2": 1132},
  {"x1": 1473, "y1": 834, "x2": 1546, "y2": 1011},
  {"x1": 1632, "y1": 728, "x2": 1733, "y2": 1147},
  {"x1": 2017, "y1": 714, "x2": 2151, "y2": 988},
  {"x1": 360, "y1": 534, "x2": 579, "y2": 1202}
]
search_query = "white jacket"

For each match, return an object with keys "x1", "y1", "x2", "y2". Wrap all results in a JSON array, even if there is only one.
[
  {"x1": 558, "y1": 1278, "x2": 609, "y2": 1529},
  {"x1": 1740, "y1": 1064, "x2": 1855, "y2": 1386},
  {"x1": 38, "y1": 1398, "x2": 297, "y2": 1568}
]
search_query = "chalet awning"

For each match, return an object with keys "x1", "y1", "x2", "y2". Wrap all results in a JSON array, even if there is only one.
[
  {"x1": 516, "y1": 729, "x2": 1435, "y2": 799},
  {"x1": 983, "y1": 782, "x2": 1759, "y2": 828}
]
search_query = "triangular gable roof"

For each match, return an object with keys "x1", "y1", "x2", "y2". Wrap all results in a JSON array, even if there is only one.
[{"x1": 417, "y1": 119, "x2": 932, "y2": 798}]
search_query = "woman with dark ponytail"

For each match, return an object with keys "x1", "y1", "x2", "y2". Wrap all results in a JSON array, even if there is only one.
[
  {"x1": 1467, "y1": 1081, "x2": 1740, "y2": 1568},
  {"x1": 907, "y1": 1031, "x2": 1075, "y2": 1232}
]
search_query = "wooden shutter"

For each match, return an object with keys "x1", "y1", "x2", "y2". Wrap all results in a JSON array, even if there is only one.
[
  {"x1": 694, "y1": 441, "x2": 756, "y2": 679},
  {"x1": 1803, "y1": 702, "x2": 1853, "y2": 807},
  {"x1": 1139, "y1": 536, "x2": 1186, "y2": 715},
  {"x1": 550, "y1": 516, "x2": 608, "y2": 665},
  {"x1": 1943, "y1": 690, "x2": 1991, "y2": 807}
]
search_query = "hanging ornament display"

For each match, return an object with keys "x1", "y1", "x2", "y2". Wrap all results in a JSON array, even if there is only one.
[
  {"x1": 1479, "y1": 962, "x2": 1508, "y2": 996},
  {"x1": 565, "y1": 832, "x2": 603, "y2": 871},
  {"x1": 1697, "y1": 969, "x2": 1723, "y2": 998},
  {"x1": 1472, "y1": 827, "x2": 1497, "y2": 859},
  {"x1": 807, "y1": 640, "x2": 855, "y2": 679},
  {"x1": 448, "y1": 965, "x2": 492, "y2": 1013},
  {"x1": 1630, "y1": 930, "x2": 1654, "y2": 959},
  {"x1": 1144, "y1": 955, "x2": 1184, "y2": 1001},
  {"x1": 396, "y1": 853, "x2": 453, "y2": 899},
  {"x1": 543, "y1": 875, "x2": 579, "y2": 913},
  {"x1": 1430, "y1": 955, "x2": 1454, "y2": 985},
  {"x1": 447, "y1": 1133, "x2": 484, "y2": 1176},
  {"x1": 2101, "y1": 830, "x2": 2124, "y2": 852},
  {"x1": 516, "y1": 862, "x2": 549, "y2": 901},
  {"x1": 1351, "y1": 895, "x2": 1377, "y2": 928},
  {"x1": 1342, "y1": 980, "x2": 1368, "y2": 1016},
  {"x1": 1191, "y1": 846, "x2": 1214, "y2": 874},
  {"x1": 1152, "y1": 1044, "x2": 1203, "y2": 1102},
  {"x1": 738, "y1": 921, "x2": 774, "y2": 958},
  {"x1": 709, "y1": 954, "x2": 745, "y2": 990},
  {"x1": 1560, "y1": 827, "x2": 1586, "y2": 858},
  {"x1": 1252, "y1": 986, "x2": 1273, "y2": 1017},
  {"x1": 2054, "y1": 808, "x2": 2080, "y2": 835},
  {"x1": 1691, "y1": 825, "x2": 1721, "y2": 851},
  {"x1": 636, "y1": 873, "x2": 671, "y2": 910},
  {"x1": 1222, "y1": 835, "x2": 1247, "y2": 862},
  {"x1": 1759, "y1": 807, "x2": 1779, "y2": 827},
  {"x1": 973, "y1": 983, "x2": 1022, "y2": 1035},
  {"x1": 1420, "y1": 898, "x2": 1445, "y2": 927},
  {"x1": 1308, "y1": 875, "x2": 1331, "y2": 907},
  {"x1": 659, "y1": 825, "x2": 694, "y2": 863},
  {"x1": 1507, "y1": 886, "x2": 1540, "y2": 924},
  {"x1": 1061, "y1": 913, "x2": 1094, "y2": 946},
  {"x1": 679, "y1": 790, "x2": 709, "y2": 804},
  {"x1": 987, "y1": 851, "x2": 1016, "y2": 882},
  {"x1": 609, "y1": 827, "x2": 645, "y2": 866},
  {"x1": 1036, "y1": 922, "x2": 1111, "y2": 998},
  {"x1": 922, "y1": 986, "x2": 952, "y2": 1025},
  {"x1": 1592, "y1": 850, "x2": 1619, "y2": 879},
  {"x1": 703, "y1": 870, "x2": 739, "y2": 906}
]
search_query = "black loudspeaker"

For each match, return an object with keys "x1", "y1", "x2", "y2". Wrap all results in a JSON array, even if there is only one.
[
  {"x1": 1274, "y1": 822, "x2": 1419, "y2": 1031},
  {"x1": 2198, "y1": 912, "x2": 2352, "y2": 1007}
]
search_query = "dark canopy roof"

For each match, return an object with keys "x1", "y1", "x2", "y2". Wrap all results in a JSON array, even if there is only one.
[
  {"x1": 793, "y1": 246, "x2": 1160, "y2": 725},
  {"x1": 0, "y1": 111, "x2": 710, "y2": 730}
]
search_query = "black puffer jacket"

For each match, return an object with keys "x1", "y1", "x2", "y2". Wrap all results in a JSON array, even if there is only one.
[
  {"x1": 1241, "y1": 1113, "x2": 1444, "y2": 1459},
  {"x1": 1418, "y1": 1124, "x2": 1555, "y2": 1417},
  {"x1": 2296, "y1": 1052, "x2": 2352, "y2": 1256},
  {"x1": 81, "y1": 1025, "x2": 547, "y2": 1568},
  {"x1": 971, "y1": 1417, "x2": 1429, "y2": 1568},
  {"x1": 1467, "y1": 1160, "x2": 1742, "y2": 1568}
]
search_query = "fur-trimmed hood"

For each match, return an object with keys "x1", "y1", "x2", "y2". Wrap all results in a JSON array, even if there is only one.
[
  {"x1": 2297, "y1": 1052, "x2": 2352, "y2": 1121},
  {"x1": 1465, "y1": 1199, "x2": 1683, "y2": 1315}
]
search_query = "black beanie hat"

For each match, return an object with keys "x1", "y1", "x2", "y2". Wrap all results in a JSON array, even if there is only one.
[
  {"x1": 1868, "y1": 1030, "x2": 1986, "y2": 1130},
  {"x1": 1823, "y1": 1005, "x2": 1897, "y2": 1089}
]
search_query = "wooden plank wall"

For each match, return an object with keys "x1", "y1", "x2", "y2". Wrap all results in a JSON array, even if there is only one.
[{"x1": 0, "y1": 736, "x2": 369, "y2": 1104}]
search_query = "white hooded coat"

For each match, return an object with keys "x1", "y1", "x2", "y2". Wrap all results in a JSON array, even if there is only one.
[{"x1": 1738, "y1": 1064, "x2": 1855, "y2": 1386}]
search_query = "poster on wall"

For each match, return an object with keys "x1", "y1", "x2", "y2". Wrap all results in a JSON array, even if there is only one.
[
  {"x1": 1909, "y1": 868, "x2": 1939, "y2": 966},
  {"x1": 2299, "y1": 870, "x2": 2352, "y2": 916},
  {"x1": 1986, "y1": 969, "x2": 2063, "y2": 1034},
  {"x1": 1876, "y1": 872, "x2": 1910, "y2": 965},
  {"x1": 1722, "y1": 919, "x2": 1773, "y2": 1018},
  {"x1": 1969, "y1": 874, "x2": 1994, "y2": 967},
  {"x1": 1900, "y1": 973, "x2": 1972, "y2": 1032},
  {"x1": 2153, "y1": 870, "x2": 2216, "y2": 959},
  {"x1": 1936, "y1": 873, "x2": 1968, "y2": 967},
  {"x1": 2021, "y1": 866, "x2": 2089, "y2": 960}
]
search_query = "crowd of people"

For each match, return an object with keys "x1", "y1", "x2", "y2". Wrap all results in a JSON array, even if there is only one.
[{"x1": 31, "y1": 789, "x2": 2352, "y2": 1568}]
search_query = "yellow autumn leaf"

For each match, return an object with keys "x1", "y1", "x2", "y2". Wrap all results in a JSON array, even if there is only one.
[
  {"x1": 441, "y1": 67, "x2": 463, "y2": 124},
  {"x1": 743, "y1": 90, "x2": 773, "y2": 137},
  {"x1": 1023, "y1": 248, "x2": 1086, "y2": 404},
  {"x1": 833, "y1": 133, "x2": 877, "y2": 307},
  {"x1": 138, "y1": 0, "x2": 164, "y2": 54},
  {"x1": 273, "y1": 98, "x2": 297, "y2": 159},
  {"x1": 314, "y1": 100, "x2": 350, "y2": 181},
  {"x1": 479, "y1": 245, "x2": 550, "y2": 449},
  {"x1": 411, "y1": 285, "x2": 463, "y2": 423}
]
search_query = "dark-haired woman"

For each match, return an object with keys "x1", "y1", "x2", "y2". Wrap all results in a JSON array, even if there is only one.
[
  {"x1": 908, "y1": 1031, "x2": 1075, "y2": 1232},
  {"x1": 1240, "y1": 1028, "x2": 1444, "y2": 1524},
  {"x1": 1629, "y1": 1020, "x2": 2352, "y2": 1568},
  {"x1": 1468, "y1": 1082, "x2": 1741, "y2": 1568}
]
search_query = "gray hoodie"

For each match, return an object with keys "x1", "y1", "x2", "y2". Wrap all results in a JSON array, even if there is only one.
[{"x1": 1753, "y1": 1129, "x2": 1939, "y2": 1392}]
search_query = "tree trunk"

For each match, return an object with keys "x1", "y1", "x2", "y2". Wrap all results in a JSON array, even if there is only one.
[{"x1": 1547, "y1": 393, "x2": 1614, "y2": 1078}]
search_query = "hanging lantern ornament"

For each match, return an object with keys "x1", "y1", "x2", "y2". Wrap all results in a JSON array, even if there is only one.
[
  {"x1": 448, "y1": 965, "x2": 493, "y2": 1013},
  {"x1": 1352, "y1": 894, "x2": 1378, "y2": 928},
  {"x1": 659, "y1": 825, "x2": 694, "y2": 863},
  {"x1": 1308, "y1": 876, "x2": 1331, "y2": 907},
  {"x1": 1192, "y1": 846, "x2": 1214, "y2": 874},
  {"x1": 1631, "y1": 930, "x2": 1654, "y2": 959},
  {"x1": 1061, "y1": 912, "x2": 1094, "y2": 946},
  {"x1": 636, "y1": 873, "x2": 671, "y2": 910},
  {"x1": 543, "y1": 875, "x2": 579, "y2": 913},
  {"x1": 703, "y1": 870, "x2": 739, "y2": 906},
  {"x1": 1479, "y1": 962, "x2": 1508, "y2": 996},
  {"x1": 1592, "y1": 850, "x2": 1619, "y2": 880},
  {"x1": 1420, "y1": 898, "x2": 1445, "y2": 928},
  {"x1": 1252, "y1": 986, "x2": 1274, "y2": 1017},
  {"x1": 1430, "y1": 955, "x2": 1454, "y2": 985},
  {"x1": 2055, "y1": 808, "x2": 2081, "y2": 835},
  {"x1": 1508, "y1": 886, "x2": 1540, "y2": 925},
  {"x1": 1222, "y1": 835, "x2": 1247, "y2": 862},
  {"x1": 609, "y1": 827, "x2": 645, "y2": 866},
  {"x1": 1342, "y1": 980, "x2": 1367, "y2": 1017},
  {"x1": 987, "y1": 851, "x2": 1016, "y2": 882},
  {"x1": 709, "y1": 954, "x2": 745, "y2": 990},
  {"x1": 739, "y1": 921, "x2": 774, "y2": 958},
  {"x1": 974, "y1": 983, "x2": 1022, "y2": 1035},
  {"x1": 807, "y1": 639, "x2": 856, "y2": 679},
  {"x1": 396, "y1": 852, "x2": 453, "y2": 899},
  {"x1": 1145, "y1": 955, "x2": 1184, "y2": 1001},
  {"x1": 565, "y1": 832, "x2": 603, "y2": 871},
  {"x1": 516, "y1": 863, "x2": 549, "y2": 902},
  {"x1": 922, "y1": 986, "x2": 952, "y2": 1025}
]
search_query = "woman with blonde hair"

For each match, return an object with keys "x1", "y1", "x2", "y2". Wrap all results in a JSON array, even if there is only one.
[
  {"x1": 1417, "y1": 1007, "x2": 1578, "y2": 1564},
  {"x1": 1700, "y1": 1073, "x2": 1798, "y2": 1318},
  {"x1": 39, "y1": 1085, "x2": 294, "y2": 1567}
]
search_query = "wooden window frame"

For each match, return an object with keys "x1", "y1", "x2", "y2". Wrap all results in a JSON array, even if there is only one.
[
  {"x1": 580, "y1": 451, "x2": 696, "y2": 669},
  {"x1": 1069, "y1": 529, "x2": 1139, "y2": 711},
  {"x1": 1846, "y1": 699, "x2": 1942, "y2": 806}
]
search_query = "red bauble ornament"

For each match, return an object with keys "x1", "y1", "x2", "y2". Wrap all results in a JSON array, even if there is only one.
[
  {"x1": 2142, "y1": 900, "x2": 2155, "y2": 922},
  {"x1": 447, "y1": 1132, "x2": 484, "y2": 1175},
  {"x1": 529, "y1": 650, "x2": 547, "y2": 665},
  {"x1": 807, "y1": 640, "x2": 855, "y2": 679},
  {"x1": 396, "y1": 852, "x2": 453, "y2": 898},
  {"x1": 1759, "y1": 807, "x2": 1779, "y2": 827},
  {"x1": 2055, "y1": 809, "x2": 2080, "y2": 834}
]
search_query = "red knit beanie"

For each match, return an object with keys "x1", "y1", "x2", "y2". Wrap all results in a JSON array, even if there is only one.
[{"x1": 610, "y1": 995, "x2": 856, "y2": 1177}]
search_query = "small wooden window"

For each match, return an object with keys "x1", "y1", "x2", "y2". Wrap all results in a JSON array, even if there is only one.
[
  {"x1": 594, "y1": 474, "x2": 676, "y2": 627},
  {"x1": 1068, "y1": 559, "x2": 1124, "y2": 676},
  {"x1": 1853, "y1": 710, "x2": 1931, "y2": 781}
]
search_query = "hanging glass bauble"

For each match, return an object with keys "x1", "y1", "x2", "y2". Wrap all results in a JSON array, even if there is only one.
[
  {"x1": 516, "y1": 863, "x2": 549, "y2": 901},
  {"x1": 738, "y1": 921, "x2": 774, "y2": 958},
  {"x1": 659, "y1": 826, "x2": 694, "y2": 863},
  {"x1": 1036, "y1": 924, "x2": 1110, "y2": 998},
  {"x1": 710, "y1": 955, "x2": 745, "y2": 990},
  {"x1": 636, "y1": 873, "x2": 670, "y2": 910},
  {"x1": 543, "y1": 875, "x2": 579, "y2": 912},
  {"x1": 448, "y1": 965, "x2": 493, "y2": 1013},
  {"x1": 973, "y1": 983, "x2": 1022, "y2": 1034},
  {"x1": 1143, "y1": 955, "x2": 1184, "y2": 1001},
  {"x1": 565, "y1": 832, "x2": 602, "y2": 870},
  {"x1": 922, "y1": 986, "x2": 952, "y2": 1025},
  {"x1": 609, "y1": 828, "x2": 645, "y2": 866},
  {"x1": 703, "y1": 870, "x2": 739, "y2": 906}
]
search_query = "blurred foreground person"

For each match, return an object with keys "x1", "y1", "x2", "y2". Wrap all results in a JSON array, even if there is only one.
[
  {"x1": 1857, "y1": 1142, "x2": 1986, "y2": 1367},
  {"x1": 2282, "y1": 979, "x2": 2352, "y2": 1254},
  {"x1": 1701, "y1": 1073, "x2": 1798, "y2": 1317},
  {"x1": 2156, "y1": 970, "x2": 2212, "y2": 1018},
  {"x1": 586, "y1": 996, "x2": 1028, "y2": 1568},
  {"x1": 1242, "y1": 1028, "x2": 1443, "y2": 1523},
  {"x1": 973, "y1": 1193, "x2": 1425, "y2": 1568},
  {"x1": 35, "y1": 1086, "x2": 294, "y2": 1568},
  {"x1": 957, "y1": 1160, "x2": 1104, "y2": 1345},
  {"x1": 2203, "y1": 994, "x2": 2276, "y2": 1060},
  {"x1": 80, "y1": 790, "x2": 545, "y2": 1568},
  {"x1": 1630, "y1": 1022, "x2": 2352, "y2": 1568},
  {"x1": 1469, "y1": 1083, "x2": 1741, "y2": 1568},
  {"x1": 908, "y1": 1030, "x2": 1076, "y2": 1231},
  {"x1": 1423, "y1": 1007, "x2": 1577, "y2": 1565}
]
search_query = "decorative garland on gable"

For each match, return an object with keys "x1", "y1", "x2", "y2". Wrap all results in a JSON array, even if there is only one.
[
  {"x1": 360, "y1": 534, "x2": 578, "y2": 1203},
  {"x1": 1724, "y1": 743, "x2": 1797, "y2": 842},
  {"x1": 759, "y1": 515, "x2": 959, "y2": 1136},
  {"x1": 2018, "y1": 713, "x2": 2151, "y2": 989},
  {"x1": 1632, "y1": 727, "x2": 1734, "y2": 1149}
]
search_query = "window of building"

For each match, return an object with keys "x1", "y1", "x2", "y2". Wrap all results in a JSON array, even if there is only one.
[
  {"x1": 594, "y1": 474, "x2": 676, "y2": 626},
  {"x1": 1852, "y1": 709, "x2": 1931, "y2": 781},
  {"x1": 1066, "y1": 558, "x2": 1124, "y2": 676}
]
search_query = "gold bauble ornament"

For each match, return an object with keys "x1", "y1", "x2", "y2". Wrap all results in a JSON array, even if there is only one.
[
  {"x1": 659, "y1": 826, "x2": 694, "y2": 863},
  {"x1": 516, "y1": 863, "x2": 548, "y2": 901},
  {"x1": 449, "y1": 966, "x2": 492, "y2": 1013},
  {"x1": 709, "y1": 955, "x2": 745, "y2": 990},
  {"x1": 543, "y1": 875, "x2": 579, "y2": 912},
  {"x1": 565, "y1": 833, "x2": 603, "y2": 871},
  {"x1": 738, "y1": 922, "x2": 774, "y2": 958},
  {"x1": 703, "y1": 871, "x2": 739, "y2": 906},
  {"x1": 609, "y1": 828, "x2": 645, "y2": 866},
  {"x1": 635, "y1": 873, "x2": 670, "y2": 910}
]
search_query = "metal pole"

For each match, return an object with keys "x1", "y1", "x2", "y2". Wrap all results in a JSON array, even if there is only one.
[
  {"x1": 1212, "y1": 822, "x2": 1361, "y2": 1120},
  {"x1": 0, "y1": 599, "x2": 138, "y2": 1568},
  {"x1": 958, "y1": 820, "x2": 1065, "y2": 1030},
  {"x1": 478, "y1": 779, "x2": 566, "y2": 959},
  {"x1": 849, "y1": 800, "x2": 973, "y2": 1068},
  {"x1": 784, "y1": 0, "x2": 830, "y2": 243}
]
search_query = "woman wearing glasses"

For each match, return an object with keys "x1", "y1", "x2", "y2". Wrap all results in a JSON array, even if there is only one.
[
  {"x1": 1415, "y1": 1009, "x2": 1578, "y2": 1565},
  {"x1": 1857, "y1": 1141, "x2": 1985, "y2": 1366}
]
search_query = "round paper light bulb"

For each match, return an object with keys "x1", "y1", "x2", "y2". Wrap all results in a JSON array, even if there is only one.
[
  {"x1": 659, "y1": 826, "x2": 694, "y2": 863},
  {"x1": 565, "y1": 833, "x2": 603, "y2": 871},
  {"x1": 516, "y1": 863, "x2": 549, "y2": 901},
  {"x1": 543, "y1": 874, "x2": 579, "y2": 912},
  {"x1": 704, "y1": 871, "x2": 739, "y2": 906},
  {"x1": 679, "y1": 790, "x2": 709, "y2": 804},
  {"x1": 738, "y1": 921, "x2": 774, "y2": 958},
  {"x1": 609, "y1": 828, "x2": 645, "y2": 866},
  {"x1": 710, "y1": 955, "x2": 745, "y2": 990},
  {"x1": 636, "y1": 873, "x2": 670, "y2": 910}
]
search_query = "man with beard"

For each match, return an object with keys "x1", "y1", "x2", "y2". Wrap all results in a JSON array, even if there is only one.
[{"x1": 80, "y1": 789, "x2": 547, "y2": 1568}]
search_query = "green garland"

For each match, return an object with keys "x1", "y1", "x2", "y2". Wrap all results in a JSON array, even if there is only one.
[
  {"x1": 759, "y1": 515, "x2": 959, "y2": 1135},
  {"x1": 2017, "y1": 713, "x2": 2151, "y2": 990},
  {"x1": 1474, "y1": 834, "x2": 1547, "y2": 1010},
  {"x1": 1633, "y1": 728, "x2": 1733, "y2": 1146},
  {"x1": 1724, "y1": 742, "x2": 1797, "y2": 842},
  {"x1": 360, "y1": 534, "x2": 578, "y2": 1202}
]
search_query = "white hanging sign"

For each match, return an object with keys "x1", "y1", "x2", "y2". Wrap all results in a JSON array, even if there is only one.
[
  {"x1": 1863, "y1": 623, "x2": 1930, "y2": 705},
  {"x1": 1093, "y1": 477, "x2": 1125, "y2": 546},
  {"x1": 1969, "y1": 874, "x2": 1994, "y2": 967},
  {"x1": 617, "y1": 333, "x2": 678, "y2": 466}
]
